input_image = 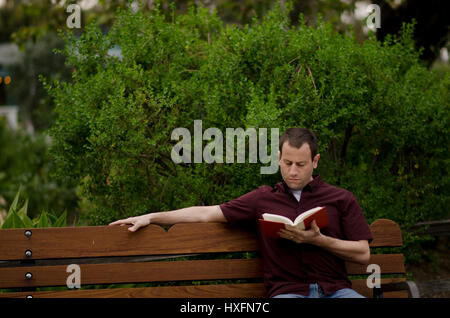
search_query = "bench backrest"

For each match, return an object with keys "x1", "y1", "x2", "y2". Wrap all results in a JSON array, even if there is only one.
[{"x1": 0, "y1": 219, "x2": 407, "y2": 298}]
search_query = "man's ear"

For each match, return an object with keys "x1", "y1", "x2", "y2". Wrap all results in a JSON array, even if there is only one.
[
  {"x1": 278, "y1": 150, "x2": 281, "y2": 161},
  {"x1": 313, "y1": 153, "x2": 320, "y2": 169}
]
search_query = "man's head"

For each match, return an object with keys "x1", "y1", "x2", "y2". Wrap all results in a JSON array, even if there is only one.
[{"x1": 278, "y1": 128, "x2": 320, "y2": 190}]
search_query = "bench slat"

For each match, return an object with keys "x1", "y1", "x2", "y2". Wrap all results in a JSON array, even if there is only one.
[
  {"x1": 369, "y1": 219, "x2": 403, "y2": 247},
  {"x1": 0, "y1": 223, "x2": 259, "y2": 261},
  {"x1": 345, "y1": 254, "x2": 405, "y2": 275},
  {"x1": 0, "y1": 278, "x2": 409, "y2": 298},
  {"x1": 0, "y1": 253, "x2": 406, "y2": 289},
  {"x1": 0, "y1": 259, "x2": 263, "y2": 288},
  {"x1": 0, "y1": 219, "x2": 403, "y2": 261},
  {"x1": 0, "y1": 283, "x2": 267, "y2": 298}
]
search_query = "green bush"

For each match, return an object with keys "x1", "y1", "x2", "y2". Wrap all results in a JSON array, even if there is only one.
[{"x1": 43, "y1": 2, "x2": 449, "y2": 261}]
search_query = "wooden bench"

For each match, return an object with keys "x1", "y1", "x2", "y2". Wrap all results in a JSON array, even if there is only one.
[{"x1": 0, "y1": 218, "x2": 418, "y2": 298}]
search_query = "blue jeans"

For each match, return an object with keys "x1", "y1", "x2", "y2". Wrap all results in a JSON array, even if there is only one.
[{"x1": 273, "y1": 283, "x2": 365, "y2": 298}]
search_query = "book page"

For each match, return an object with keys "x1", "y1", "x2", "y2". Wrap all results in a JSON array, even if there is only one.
[
  {"x1": 294, "y1": 206, "x2": 323, "y2": 225},
  {"x1": 262, "y1": 213, "x2": 294, "y2": 225}
]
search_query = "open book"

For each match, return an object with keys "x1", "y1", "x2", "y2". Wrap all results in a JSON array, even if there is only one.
[{"x1": 258, "y1": 206, "x2": 328, "y2": 238}]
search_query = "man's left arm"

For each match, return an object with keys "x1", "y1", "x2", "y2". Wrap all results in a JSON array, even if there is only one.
[{"x1": 279, "y1": 221, "x2": 371, "y2": 265}]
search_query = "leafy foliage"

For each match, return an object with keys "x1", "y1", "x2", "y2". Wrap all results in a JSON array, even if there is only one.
[
  {"x1": 1, "y1": 186, "x2": 68, "y2": 229},
  {"x1": 44, "y1": 2, "x2": 449, "y2": 261}
]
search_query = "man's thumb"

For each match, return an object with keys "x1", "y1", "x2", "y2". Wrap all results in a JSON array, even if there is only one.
[{"x1": 311, "y1": 220, "x2": 320, "y2": 231}]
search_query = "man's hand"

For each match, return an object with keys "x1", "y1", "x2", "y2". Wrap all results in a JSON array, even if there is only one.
[
  {"x1": 278, "y1": 220, "x2": 322, "y2": 244},
  {"x1": 109, "y1": 215, "x2": 151, "y2": 232},
  {"x1": 280, "y1": 220, "x2": 370, "y2": 264}
]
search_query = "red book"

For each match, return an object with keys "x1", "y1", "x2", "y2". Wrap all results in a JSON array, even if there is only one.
[{"x1": 258, "y1": 206, "x2": 328, "y2": 238}]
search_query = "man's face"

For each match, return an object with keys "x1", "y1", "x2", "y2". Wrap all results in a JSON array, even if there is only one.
[{"x1": 279, "y1": 142, "x2": 320, "y2": 190}]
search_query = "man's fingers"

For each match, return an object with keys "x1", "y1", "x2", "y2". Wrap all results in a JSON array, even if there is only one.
[
  {"x1": 109, "y1": 216, "x2": 149, "y2": 232},
  {"x1": 108, "y1": 218, "x2": 132, "y2": 226},
  {"x1": 128, "y1": 222, "x2": 143, "y2": 232},
  {"x1": 284, "y1": 224, "x2": 296, "y2": 231},
  {"x1": 110, "y1": 219, "x2": 139, "y2": 231},
  {"x1": 109, "y1": 219, "x2": 141, "y2": 232},
  {"x1": 108, "y1": 220, "x2": 125, "y2": 226},
  {"x1": 279, "y1": 229, "x2": 296, "y2": 240}
]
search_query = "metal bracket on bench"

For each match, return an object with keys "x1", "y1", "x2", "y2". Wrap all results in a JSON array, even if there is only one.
[{"x1": 405, "y1": 281, "x2": 420, "y2": 298}]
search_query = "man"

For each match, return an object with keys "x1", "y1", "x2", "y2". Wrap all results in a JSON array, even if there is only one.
[{"x1": 109, "y1": 128, "x2": 372, "y2": 298}]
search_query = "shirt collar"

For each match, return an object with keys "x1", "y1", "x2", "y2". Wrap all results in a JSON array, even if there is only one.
[{"x1": 276, "y1": 175, "x2": 323, "y2": 193}]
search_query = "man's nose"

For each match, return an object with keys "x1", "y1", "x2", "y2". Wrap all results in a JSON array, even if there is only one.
[{"x1": 288, "y1": 165, "x2": 299, "y2": 176}]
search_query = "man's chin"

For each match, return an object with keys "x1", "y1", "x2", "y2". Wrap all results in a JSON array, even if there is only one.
[{"x1": 285, "y1": 182, "x2": 304, "y2": 190}]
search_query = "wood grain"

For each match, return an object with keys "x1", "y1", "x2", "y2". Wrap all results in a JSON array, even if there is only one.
[
  {"x1": 0, "y1": 258, "x2": 263, "y2": 288},
  {"x1": 345, "y1": 254, "x2": 405, "y2": 275},
  {"x1": 0, "y1": 223, "x2": 259, "y2": 261},
  {"x1": 0, "y1": 283, "x2": 267, "y2": 298},
  {"x1": 0, "y1": 219, "x2": 403, "y2": 260},
  {"x1": 369, "y1": 219, "x2": 403, "y2": 247},
  {"x1": 0, "y1": 279, "x2": 409, "y2": 298}
]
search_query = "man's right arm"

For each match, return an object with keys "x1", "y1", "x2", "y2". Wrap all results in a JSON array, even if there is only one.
[{"x1": 108, "y1": 205, "x2": 226, "y2": 232}]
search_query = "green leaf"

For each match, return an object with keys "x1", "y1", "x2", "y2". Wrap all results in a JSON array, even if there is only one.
[
  {"x1": 8, "y1": 186, "x2": 22, "y2": 215},
  {"x1": 47, "y1": 213, "x2": 58, "y2": 225},
  {"x1": 36, "y1": 211, "x2": 50, "y2": 228},
  {"x1": 21, "y1": 214, "x2": 35, "y2": 228},
  {"x1": 53, "y1": 211, "x2": 67, "y2": 227},
  {"x1": 17, "y1": 199, "x2": 29, "y2": 219},
  {"x1": 1, "y1": 211, "x2": 25, "y2": 229}
]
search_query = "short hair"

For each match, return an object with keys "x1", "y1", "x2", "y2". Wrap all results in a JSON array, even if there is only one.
[{"x1": 279, "y1": 128, "x2": 318, "y2": 160}]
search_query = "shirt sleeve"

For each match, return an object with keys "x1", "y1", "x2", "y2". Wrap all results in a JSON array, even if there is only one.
[
  {"x1": 340, "y1": 192, "x2": 373, "y2": 243},
  {"x1": 219, "y1": 188, "x2": 261, "y2": 225}
]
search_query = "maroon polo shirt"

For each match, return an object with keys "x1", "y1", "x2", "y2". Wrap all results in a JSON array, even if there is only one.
[{"x1": 219, "y1": 175, "x2": 373, "y2": 297}]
